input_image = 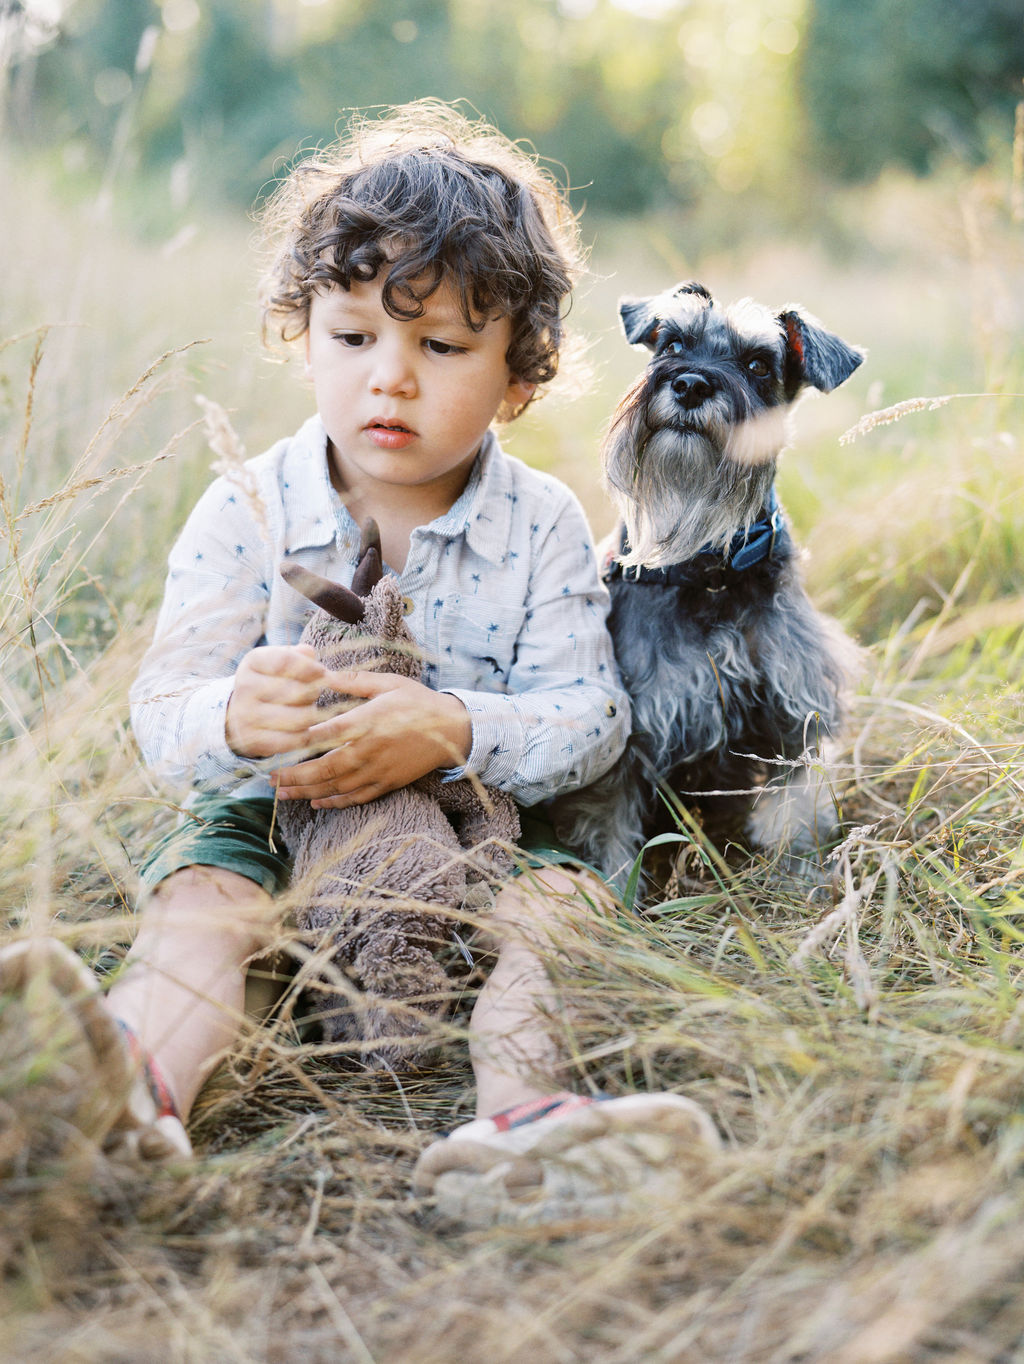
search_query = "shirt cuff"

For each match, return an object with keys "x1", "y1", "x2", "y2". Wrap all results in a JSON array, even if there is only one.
[
  {"x1": 182, "y1": 675, "x2": 263, "y2": 786},
  {"x1": 438, "y1": 688, "x2": 525, "y2": 788}
]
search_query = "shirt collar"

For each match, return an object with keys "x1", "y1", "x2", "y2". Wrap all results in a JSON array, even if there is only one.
[
  {"x1": 280, "y1": 415, "x2": 354, "y2": 556},
  {"x1": 425, "y1": 429, "x2": 513, "y2": 566},
  {"x1": 281, "y1": 418, "x2": 512, "y2": 567}
]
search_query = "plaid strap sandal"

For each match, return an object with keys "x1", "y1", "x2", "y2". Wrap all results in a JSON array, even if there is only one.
[
  {"x1": 113, "y1": 1019, "x2": 192, "y2": 1163},
  {"x1": 413, "y1": 1090, "x2": 721, "y2": 1227},
  {"x1": 0, "y1": 938, "x2": 191, "y2": 1173}
]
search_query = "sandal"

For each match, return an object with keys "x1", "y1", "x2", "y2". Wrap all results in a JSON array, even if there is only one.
[
  {"x1": 0, "y1": 938, "x2": 192, "y2": 1173},
  {"x1": 413, "y1": 1089, "x2": 721, "y2": 1227}
]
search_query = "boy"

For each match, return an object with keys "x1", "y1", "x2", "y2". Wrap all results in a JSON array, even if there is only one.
[{"x1": 2, "y1": 103, "x2": 718, "y2": 1223}]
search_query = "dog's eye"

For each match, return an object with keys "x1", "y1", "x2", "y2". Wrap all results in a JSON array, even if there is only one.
[
  {"x1": 666, "y1": 340, "x2": 686, "y2": 356},
  {"x1": 746, "y1": 357, "x2": 771, "y2": 377}
]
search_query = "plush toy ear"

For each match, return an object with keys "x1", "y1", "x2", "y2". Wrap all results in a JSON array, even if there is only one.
[
  {"x1": 280, "y1": 561, "x2": 365, "y2": 623},
  {"x1": 778, "y1": 307, "x2": 865, "y2": 398},
  {"x1": 351, "y1": 518, "x2": 384, "y2": 597}
]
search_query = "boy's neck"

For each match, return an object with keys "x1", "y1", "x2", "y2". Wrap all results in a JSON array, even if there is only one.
[{"x1": 327, "y1": 444, "x2": 479, "y2": 574}]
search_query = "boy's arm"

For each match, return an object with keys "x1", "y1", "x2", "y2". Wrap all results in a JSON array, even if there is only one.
[
  {"x1": 133, "y1": 470, "x2": 474, "y2": 799},
  {"x1": 130, "y1": 475, "x2": 282, "y2": 787},
  {"x1": 267, "y1": 488, "x2": 628, "y2": 812},
  {"x1": 441, "y1": 496, "x2": 631, "y2": 806}
]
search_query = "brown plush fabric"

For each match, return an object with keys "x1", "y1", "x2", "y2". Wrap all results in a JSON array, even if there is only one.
[{"x1": 277, "y1": 534, "x2": 520, "y2": 1071}]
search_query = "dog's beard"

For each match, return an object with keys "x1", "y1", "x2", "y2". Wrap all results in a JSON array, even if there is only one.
[{"x1": 605, "y1": 385, "x2": 788, "y2": 569}]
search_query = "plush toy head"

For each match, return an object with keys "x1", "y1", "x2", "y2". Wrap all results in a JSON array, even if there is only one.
[{"x1": 281, "y1": 519, "x2": 420, "y2": 688}]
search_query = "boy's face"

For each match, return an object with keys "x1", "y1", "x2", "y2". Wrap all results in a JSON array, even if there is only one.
[{"x1": 305, "y1": 276, "x2": 534, "y2": 506}]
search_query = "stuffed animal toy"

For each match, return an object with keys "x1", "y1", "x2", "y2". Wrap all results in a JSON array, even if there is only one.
[{"x1": 277, "y1": 523, "x2": 520, "y2": 1071}]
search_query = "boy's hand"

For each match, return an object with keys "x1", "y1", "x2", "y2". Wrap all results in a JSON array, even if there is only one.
[
  {"x1": 225, "y1": 644, "x2": 353, "y2": 759},
  {"x1": 269, "y1": 670, "x2": 473, "y2": 808}
]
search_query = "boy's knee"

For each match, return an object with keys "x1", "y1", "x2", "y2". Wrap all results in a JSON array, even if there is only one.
[
  {"x1": 142, "y1": 865, "x2": 277, "y2": 951},
  {"x1": 530, "y1": 866, "x2": 608, "y2": 901},
  {"x1": 149, "y1": 864, "x2": 271, "y2": 906},
  {"x1": 490, "y1": 865, "x2": 613, "y2": 946}
]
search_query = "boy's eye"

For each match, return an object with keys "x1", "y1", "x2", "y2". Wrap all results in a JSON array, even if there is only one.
[
  {"x1": 424, "y1": 338, "x2": 465, "y2": 356},
  {"x1": 332, "y1": 332, "x2": 368, "y2": 347}
]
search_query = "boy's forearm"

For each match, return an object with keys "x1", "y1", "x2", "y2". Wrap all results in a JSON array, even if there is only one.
[
  {"x1": 440, "y1": 681, "x2": 630, "y2": 806},
  {"x1": 131, "y1": 673, "x2": 251, "y2": 787},
  {"x1": 428, "y1": 690, "x2": 474, "y2": 767}
]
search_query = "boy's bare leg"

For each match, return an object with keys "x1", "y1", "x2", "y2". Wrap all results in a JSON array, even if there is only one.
[
  {"x1": 470, "y1": 866, "x2": 607, "y2": 1118},
  {"x1": 106, "y1": 865, "x2": 274, "y2": 1121},
  {"x1": 417, "y1": 864, "x2": 721, "y2": 1224}
]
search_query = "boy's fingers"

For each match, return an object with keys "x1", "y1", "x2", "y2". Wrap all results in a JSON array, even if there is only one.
[
  {"x1": 271, "y1": 749, "x2": 350, "y2": 790},
  {"x1": 246, "y1": 645, "x2": 326, "y2": 683},
  {"x1": 252, "y1": 704, "x2": 330, "y2": 738},
  {"x1": 229, "y1": 703, "x2": 343, "y2": 759},
  {"x1": 320, "y1": 668, "x2": 402, "y2": 698},
  {"x1": 271, "y1": 739, "x2": 382, "y2": 794},
  {"x1": 310, "y1": 785, "x2": 384, "y2": 810},
  {"x1": 277, "y1": 777, "x2": 385, "y2": 807}
]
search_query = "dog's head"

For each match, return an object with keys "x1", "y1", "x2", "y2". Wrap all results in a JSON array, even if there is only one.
[
  {"x1": 606, "y1": 281, "x2": 864, "y2": 568},
  {"x1": 620, "y1": 280, "x2": 864, "y2": 410}
]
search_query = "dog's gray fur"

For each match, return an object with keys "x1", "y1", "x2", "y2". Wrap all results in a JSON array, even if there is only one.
[{"x1": 552, "y1": 281, "x2": 864, "y2": 886}]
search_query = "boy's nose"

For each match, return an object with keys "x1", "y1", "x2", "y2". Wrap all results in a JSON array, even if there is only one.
[{"x1": 369, "y1": 341, "x2": 417, "y2": 398}]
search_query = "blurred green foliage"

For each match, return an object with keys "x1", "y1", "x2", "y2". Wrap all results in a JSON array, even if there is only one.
[
  {"x1": 800, "y1": 0, "x2": 1024, "y2": 180},
  {"x1": 4, "y1": 0, "x2": 1022, "y2": 228}
]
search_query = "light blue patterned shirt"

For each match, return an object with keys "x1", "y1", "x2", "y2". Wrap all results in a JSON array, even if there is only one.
[{"x1": 130, "y1": 415, "x2": 630, "y2": 807}]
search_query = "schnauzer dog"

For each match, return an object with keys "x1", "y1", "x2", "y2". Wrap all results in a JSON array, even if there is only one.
[{"x1": 553, "y1": 281, "x2": 864, "y2": 887}]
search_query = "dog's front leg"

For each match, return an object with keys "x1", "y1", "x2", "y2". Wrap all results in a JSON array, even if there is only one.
[{"x1": 745, "y1": 751, "x2": 840, "y2": 871}]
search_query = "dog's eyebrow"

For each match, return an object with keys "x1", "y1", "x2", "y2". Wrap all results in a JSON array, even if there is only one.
[
  {"x1": 656, "y1": 309, "x2": 707, "y2": 341},
  {"x1": 726, "y1": 300, "x2": 784, "y2": 349}
]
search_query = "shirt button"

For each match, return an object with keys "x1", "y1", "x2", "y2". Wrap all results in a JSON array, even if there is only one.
[
  {"x1": 402, "y1": 596, "x2": 414, "y2": 616},
  {"x1": 605, "y1": 701, "x2": 617, "y2": 717}
]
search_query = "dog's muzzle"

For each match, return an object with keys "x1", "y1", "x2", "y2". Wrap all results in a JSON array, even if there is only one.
[{"x1": 670, "y1": 370, "x2": 713, "y2": 409}]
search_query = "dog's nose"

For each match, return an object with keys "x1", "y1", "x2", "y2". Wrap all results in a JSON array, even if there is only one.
[{"x1": 670, "y1": 371, "x2": 713, "y2": 408}]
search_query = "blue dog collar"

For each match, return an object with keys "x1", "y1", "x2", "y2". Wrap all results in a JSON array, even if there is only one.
[{"x1": 604, "y1": 486, "x2": 789, "y2": 585}]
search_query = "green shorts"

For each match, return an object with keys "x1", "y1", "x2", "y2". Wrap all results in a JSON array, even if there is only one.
[{"x1": 136, "y1": 792, "x2": 601, "y2": 899}]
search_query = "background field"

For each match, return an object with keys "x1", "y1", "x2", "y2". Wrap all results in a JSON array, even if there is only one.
[{"x1": 2, "y1": 1, "x2": 1024, "y2": 1360}]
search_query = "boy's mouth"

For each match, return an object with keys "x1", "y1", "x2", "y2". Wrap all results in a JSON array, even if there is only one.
[{"x1": 365, "y1": 418, "x2": 417, "y2": 450}]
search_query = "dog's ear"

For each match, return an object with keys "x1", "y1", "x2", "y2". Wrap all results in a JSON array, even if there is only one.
[
  {"x1": 778, "y1": 308, "x2": 866, "y2": 398},
  {"x1": 671, "y1": 280, "x2": 714, "y2": 306},
  {"x1": 619, "y1": 296, "x2": 663, "y2": 350},
  {"x1": 620, "y1": 281, "x2": 713, "y2": 350}
]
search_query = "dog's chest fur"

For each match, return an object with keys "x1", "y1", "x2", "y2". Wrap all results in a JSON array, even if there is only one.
[{"x1": 608, "y1": 551, "x2": 801, "y2": 767}]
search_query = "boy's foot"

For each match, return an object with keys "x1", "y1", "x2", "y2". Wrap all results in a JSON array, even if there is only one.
[
  {"x1": 0, "y1": 938, "x2": 191, "y2": 1174},
  {"x1": 412, "y1": 1090, "x2": 721, "y2": 1227}
]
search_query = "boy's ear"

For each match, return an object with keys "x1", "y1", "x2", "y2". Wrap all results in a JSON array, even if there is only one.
[
  {"x1": 303, "y1": 331, "x2": 313, "y2": 380},
  {"x1": 504, "y1": 374, "x2": 536, "y2": 415}
]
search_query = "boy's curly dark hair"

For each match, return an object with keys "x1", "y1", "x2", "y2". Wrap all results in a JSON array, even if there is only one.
[{"x1": 258, "y1": 101, "x2": 583, "y2": 418}]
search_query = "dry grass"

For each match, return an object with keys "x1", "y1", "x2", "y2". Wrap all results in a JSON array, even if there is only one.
[{"x1": 2, "y1": 149, "x2": 1024, "y2": 1362}]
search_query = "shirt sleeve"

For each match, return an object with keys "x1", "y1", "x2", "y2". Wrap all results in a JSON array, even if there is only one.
[
  {"x1": 441, "y1": 490, "x2": 630, "y2": 806},
  {"x1": 129, "y1": 477, "x2": 277, "y2": 788}
]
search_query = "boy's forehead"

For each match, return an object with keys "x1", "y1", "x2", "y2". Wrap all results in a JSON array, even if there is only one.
[{"x1": 313, "y1": 277, "x2": 496, "y2": 331}]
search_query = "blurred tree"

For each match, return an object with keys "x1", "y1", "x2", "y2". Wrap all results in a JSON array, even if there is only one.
[
  {"x1": 27, "y1": 0, "x2": 160, "y2": 152},
  {"x1": 4, "y1": 0, "x2": 706, "y2": 217},
  {"x1": 801, "y1": 0, "x2": 1024, "y2": 180},
  {"x1": 168, "y1": 4, "x2": 298, "y2": 202},
  {"x1": 9, "y1": 0, "x2": 1020, "y2": 227}
]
